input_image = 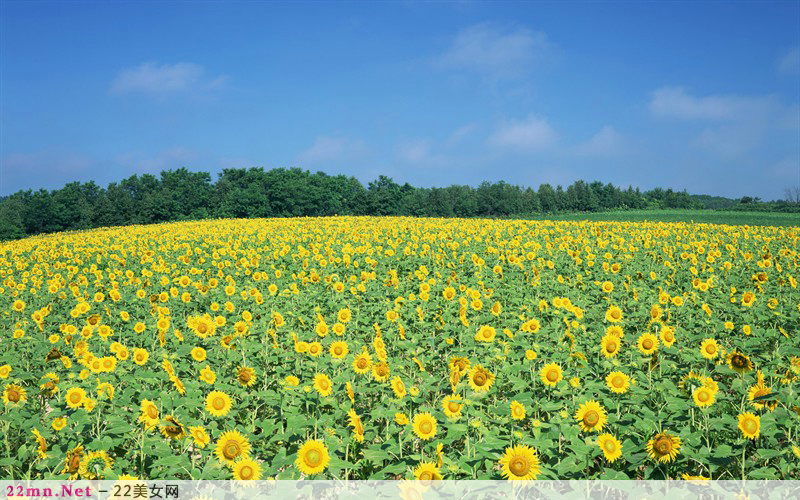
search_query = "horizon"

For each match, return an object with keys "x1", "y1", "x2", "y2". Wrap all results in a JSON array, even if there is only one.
[{"x1": 1, "y1": 0, "x2": 799, "y2": 200}]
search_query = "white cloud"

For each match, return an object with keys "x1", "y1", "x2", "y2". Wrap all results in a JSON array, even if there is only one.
[
  {"x1": 397, "y1": 139, "x2": 435, "y2": 164},
  {"x1": 575, "y1": 125, "x2": 623, "y2": 156},
  {"x1": 297, "y1": 136, "x2": 369, "y2": 165},
  {"x1": 438, "y1": 23, "x2": 554, "y2": 77},
  {"x1": 110, "y1": 62, "x2": 226, "y2": 95},
  {"x1": 445, "y1": 123, "x2": 478, "y2": 147},
  {"x1": 116, "y1": 147, "x2": 197, "y2": 174},
  {"x1": 488, "y1": 114, "x2": 557, "y2": 151},
  {"x1": 649, "y1": 87, "x2": 772, "y2": 121},
  {"x1": 778, "y1": 47, "x2": 800, "y2": 75}
]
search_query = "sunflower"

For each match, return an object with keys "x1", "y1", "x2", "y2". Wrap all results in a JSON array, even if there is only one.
[
  {"x1": 32, "y1": 428, "x2": 47, "y2": 459},
  {"x1": 0, "y1": 364, "x2": 11, "y2": 378},
  {"x1": 575, "y1": 400, "x2": 607, "y2": 433},
  {"x1": 372, "y1": 362, "x2": 390, "y2": 382},
  {"x1": 79, "y1": 450, "x2": 113, "y2": 479},
  {"x1": 499, "y1": 444, "x2": 541, "y2": 480},
  {"x1": 510, "y1": 400, "x2": 526, "y2": 420},
  {"x1": 601, "y1": 281, "x2": 614, "y2": 293},
  {"x1": 660, "y1": 326, "x2": 676, "y2": 347},
  {"x1": 692, "y1": 387, "x2": 716, "y2": 408},
  {"x1": 741, "y1": 291, "x2": 755, "y2": 307},
  {"x1": 413, "y1": 462, "x2": 442, "y2": 481},
  {"x1": 700, "y1": 339, "x2": 719, "y2": 359},
  {"x1": 449, "y1": 356, "x2": 470, "y2": 374},
  {"x1": 160, "y1": 415, "x2": 185, "y2": 440},
  {"x1": 199, "y1": 366, "x2": 216, "y2": 384},
  {"x1": 138, "y1": 399, "x2": 160, "y2": 430},
  {"x1": 391, "y1": 376, "x2": 407, "y2": 399},
  {"x1": 206, "y1": 390, "x2": 233, "y2": 417},
  {"x1": 52, "y1": 417, "x2": 67, "y2": 431},
  {"x1": 330, "y1": 341, "x2": 348, "y2": 359},
  {"x1": 606, "y1": 325, "x2": 624, "y2": 338},
  {"x1": 475, "y1": 325, "x2": 496, "y2": 342},
  {"x1": 468, "y1": 364, "x2": 495, "y2": 392},
  {"x1": 295, "y1": 439, "x2": 330, "y2": 476},
  {"x1": 191, "y1": 347, "x2": 206, "y2": 362},
  {"x1": 308, "y1": 342, "x2": 323, "y2": 357},
  {"x1": 189, "y1": 426, "x2": 210, "y2": 448},
  {"x1": 236, "y1": 366, "x2": 256, "y2": 387},
  {"x1": 62, "y1": 445, "x2": 84, "y2": 477},
  {"x1": 215, "y1": 430, "x2": 251, "y2": 465},
  {"x1": 747, "y1": 382, "x2": 778, "y2": 411},
  {"x1": 728, "y1": 351, "x2": 753, "y2": 374},
  {"x1": 351, "y1": 351, "x2": 372, "y2": 374},
  {"x1": 738, "y1": 413, "x2": 760, "y2": 439},
  {"x1": 347, "y1": 409, "x2": 365, "y2": 442},
  {"x1": 442, "y1": 394, "x2": 463, "y2": 419},
  {"x1": 606, "y1": 371, "x2": 630, "y2": 394},
  {"x1": 313, "y1": 373, "x2": 333, "y2": 397},
  {"x1": 232, "y1": 457, "x2": 261, "y2": 480},
  {"x1": 412, "y1": 412, "x2": 437, "y2": 440},
  {"x1": 540, "y1": 363, "x2": 563, "y2": 387},
  {"x1": 605, "y1": 305, "x2": 623, "y2": 323},
  {"x1": 597, "y1": 434, "x2": 622, "y2": 463},
  {"x1": 132, "y1": 348, "x2": 149, "y2": 365},
  {"x1": 646, "y1": 431, "x2": 681, "y2": 463},
  {"x1": 395, "y1": 413, "x2": 410, "y2": 425},
  {"x1": 601, "y1": 334, "x2": 621, "y2": 358},
  {"x1": 3, "y1": 383, "x2": 26, "y2": 407},
  {"x1": 637, "y1": 333, "x2": 659, "y2": 355}
]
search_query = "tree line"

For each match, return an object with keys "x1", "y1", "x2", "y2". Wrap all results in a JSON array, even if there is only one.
[{"x1": 0, "y1": 167, "x2": 796, "y2": 241}]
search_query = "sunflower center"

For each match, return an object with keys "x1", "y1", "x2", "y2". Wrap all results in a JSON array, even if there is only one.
[
  {"x1": 607, "y1": 342, "x2": 617, "y2": 352},
  {"x1": 419, "y1": 471, "x2": 433, "y2": 480},
  {"x1": 474, "y1": 373, "x2": 487, "y2": 385},
  {"x1": 213, "y1": 397, "x2": 225, "y2": 410},
  {"x1": 357, "y1": 358, "x2": 368, "y2": 369},
  {"x1": 509, "y1": 457, "x2": 529, "y2": 477},
  {"x1": 319, "y1": 379, "x2": 329, "y2": 390},
  {"x1": 377, "y1": 366, "x2": 388, "y2": 376},
  {"x1": 744, "y1": 419, "x2": 757, "y2": 433},
  {"x1": 448, "y1": 402, "x2": 461, "y2": 413},
  {"x1": 239, "y1": 465, "x2": 254, "y2": 479},
  {"x1": 197, "y1": 323, "x2": 208, "y2": 334},
  {"x1": 698, "y1": 391, "x2": 709, "y2": 402},
  {"x1": 147, "y1": 406, "x2": 158, "y2": 419},
  {"x1": 334, "y1": 347, "x2": 342, "y2": 356},
  {"x1": 420, "y1": 421, "x2": 433, "y2": 434},
  {"x1": 583, "y1": 411, "x2": 599, "y2": 427},
  {"x1": 705, "y1": 345, "x2": 716, "y2": 354},
  {"x1": 68, "y1": 392, "x2": 81, "y2": 404},
  {"x1": 546, "y1": 370, "x2": 558, "y2": 382},
  {"x1": 611, "y1": 311, "x2": 620, "y2": 319},
  {"x1": 239, "y1": 372, "x2": 251, "y2": 383},
  {"x1": 643, "y1": 339, "x2": 654, "y2": 350},
  {"x1": 604, "y1": 440, "x2": 616, "y2": 452},
  {"x1": 656, "y1": 437, "x2": 672, "y2": 454},
  {"x1": 7, "y1": 389, "x2": 20, "y2": 402},
  {"x1": 68, "y1": 454, "x2": 81, "y2": 472},
  {"x1": 223, "y1": 441, "x2": 241, "y2": 460},
  {"x1": 664, "y1": 332, "x2": 674, "y2": 342},
  {"x1": 732, "y1": 355, "x2": 746, "y2": 368},
  {"x1": 304, "y1": 449, "x2": 321, "y2": 467},
  {"x1": 613, "y1": 376, "x2": 624, "y2": 387}
]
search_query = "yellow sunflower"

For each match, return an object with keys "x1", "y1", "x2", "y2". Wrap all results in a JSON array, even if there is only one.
[
  {"x1": 189, "y1": 426, "x2": 210, "y2": 448},
  {"x1": 727, "y1": 351, "x2": 753, "y2": 374},
  {"x1": 597, "y1": 434, "x2": 622, "y2": 463},
  {"x1": 412, "y1": 412, "x2": 437, "y2": 440},
  {"x1": 606, "y1": 371, "x2": 630, "y2": 394},
  {"x1": 475, "y1": 325, "x2": 496, "y2": 342},
  {"x1": 605, "y1": 305, "x2": 623, "y2": 323},
  {"x1": 206, "y1": 390, "x2": 233, "y2": 417},
  {"x1": 499, "y1": 444, "x2": 541, "y2": 480},
  {"x1": 215, "y1": 430, "x2": 251, "y2": 465},
  {"x1": 313, "y1": 373, "x2": 333, "y2": 397},
  {"x1": 2, "y1": 383, "x2": 26, "y2": 407},
  {"x1": 660, "y1": 326, "x2": 676, "y2": 347},
  {"x1": 637, "y1": 333, "x2": 659, "y2": 355},
  {"x1": 138, "y1": 399, "x2": 159, "y2": 430},
  {"x1": 601, "y1": 334, "x2": 621, "y2": 358},
  {"x1": 700, "y1": 339, "x2": 719, "y2": 359},
  {"x1": 62, "y1": 445, "x2": 84, "y2": 477},
  {"x1": 510, "y1": 400, "x2": 526, "y2": 421},
  {"x1": 540, "y1": 363, "x2": 563, "y2": 387},
  {"x1": 232, "y1": 457, "x2": 262, "y2": 480},
  {"x1": 646, "y1": 431, "x2": 681, "y2": 463},
  {"x1": 468, "y1": 364, "x2": 495, "y2": 392},
  {"x1": 442, "y1": 394, "x2": 463, "y2": 419},
  {"x1": 160, "y1": 415, "x2": 185, "y2": 440},
  {"x1": 330, "y1": 341, "x2": 348, "y2": 359},
  {"x1": 738, "y1": 413, "x2": 760, "y2": 439},
  {"x1": 65, "y1": 387, "x2": 86, "y2": 409},
  {"x1": 391, "y1": 376, "x2": 407, "y2": 399},
  {"x1": 79, "y1": 449, "x2": 113, "y2": 479},
  {"x1": 692, "y1": 387, "x2": 716, "y2": 408},
  {"x1": 236, "y1": 366, "x2": 256, "y2": 387},
  {"x1": 295, "y1": 439, "x2": 329, "y2": 476},
  {"x1": 412, "y1": 462, "x2": 442, "y2": 481},
  {"x1": 372, "y1": 362, "x2": 390, "y2": 382},
  {"x1": 747, "y1": 383, "x2": 778, "y2": 411},
  {"x1": 575, "y1": 400, "x2": 607, "y2": 433}
]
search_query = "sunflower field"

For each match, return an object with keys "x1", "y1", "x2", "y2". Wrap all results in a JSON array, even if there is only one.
[{"x1": 1, "y1": 216, "x2": 799, "y2": 481}]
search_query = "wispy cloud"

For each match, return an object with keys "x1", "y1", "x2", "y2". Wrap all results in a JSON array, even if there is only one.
[
  {"x1": 110, "y1": 62, "x2": 227, "y2": 95},
  {"x1": 296, "y1": 135, "x2": 369, "y2": 166},
  {"x1": 488, "y1": 114, "x2": 558, "y2": 151},
  {"x1": 574, "y1": 125, "x2": 624, "y2": 156},
  {"x1": 778, "y1": 46, "x2": 800, "y2": 75},
  {"x1": 116, "y1": 147, "x2": 198, "y2": 174},
  {"x1": 649, "y1": 86, "x2": 772, "y2": 121},
  {"x1": 437, "y1": 22, "x2": 555, "y2": 78},
  {"x1": 445, "y1": 123, "x2": 478, "y2": 147}
]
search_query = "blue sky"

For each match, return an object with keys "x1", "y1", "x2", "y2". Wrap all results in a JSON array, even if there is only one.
[{"x1": 1, "y1": 0, "x2": 798, "y2": 200}]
